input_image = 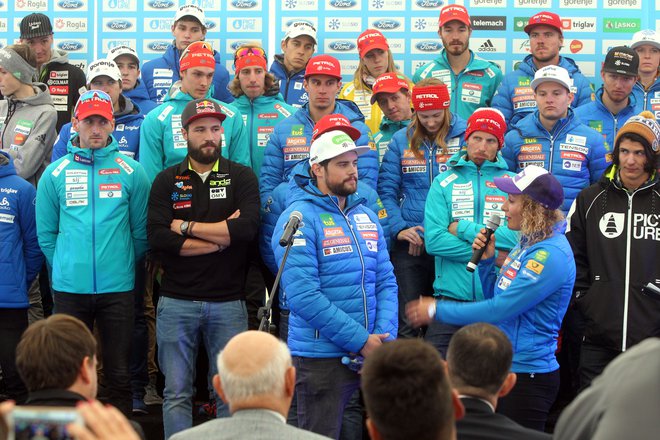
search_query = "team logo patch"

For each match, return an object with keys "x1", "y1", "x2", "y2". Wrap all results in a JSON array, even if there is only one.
[{"x1": 525, "y1": 259, "x2": 545, "y2": 275}]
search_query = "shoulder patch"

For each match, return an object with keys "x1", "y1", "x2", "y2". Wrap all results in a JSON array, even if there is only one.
[
  {"x1": 51, "y1": 159, "x2": 71, "y2": 177},
  {"x1": 220, "y1": 104, "x2": 235, "y2": 119},
  {"x1": 157, "y1": 105, "x2": 174, "y2": 122}
]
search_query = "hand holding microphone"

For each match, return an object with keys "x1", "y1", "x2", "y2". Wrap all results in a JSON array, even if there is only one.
[{"x1": 467, "y1": 214, "x2": 501, "y2": 272}]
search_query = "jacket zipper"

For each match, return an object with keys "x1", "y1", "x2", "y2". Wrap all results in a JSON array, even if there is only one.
[
  {"x1": 91, "y1": 151, "x2": 97, "y2": 293},
  {"x1": 621, "y1": 191, "x2": 633, "y2": 351}
]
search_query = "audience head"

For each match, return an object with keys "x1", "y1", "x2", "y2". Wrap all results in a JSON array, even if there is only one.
[
  {"x1": 464, "y1": 108, "x2": 506, "y2": 166},
  {"x1": 86, "y1": 59, "x2": 123, "y2": 107},
  {"x1": 525, "y1": 12, "x2": 563, "y2": 66},
  {"x1": 371, "y1": 72, "x2": 412, "y2": 123},
  {"x1": 362, "y1": 339, "x2": 463, "y2": 440},
  {"x1": 601, "y1": 46, "x2": 639, "y2": 107},
  {"x1": 171, "y1": 4, "x2": 207, "y2": 51},
  {"x1": 230, "y1": 45, "x2": 276, "y2": 100},
  {"x1": 16, "y1": 315, "x2": 97, "y2": 399},
  {"x1": 408, "y1": 78, "x2": 451, "y2": 157},
  {"x1": 613, "y1": 111, "x2": 660, "y2": 182},
  {"x1": 631, "y1": 30, "x2": 660, "y2": 78},
  {"x1": 532, "y1": 65, "x2": 574, "y2": 125},
  {"x1": 19, "y1": 13, "x2": 53, "y2": 67},
  {"x1": 356, "y1": 29, "x2": 395, "y2": 80},
  {"x1": 107, "y1": 45, "x2": 141, "y2": 91},
  {"x1": 304, "y1": 55, "x2": 343, "y2": 115},
  {"x1": 438, "y1": 5, "x2": 471, "y2": 58},
  {"x1": 215, "y1": 331, "x2": 296, "y2": 416},
  {"x1": 0, "y1": 45, "x2": 37, "y2": 97},
  {"x1": 280, "y1": 20, "x2": 317, "y2": 74},
  {"x1": 179, "y1": 41, "x2": 216, "y2": 99},
  {"x1": 447, "y1": 323, "x2": 516, "y2": 402}
]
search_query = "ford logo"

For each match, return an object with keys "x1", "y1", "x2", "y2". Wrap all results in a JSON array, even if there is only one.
[
  {"x1": 148, "y1": 0, "x2": 175, "y2": 8},
  {"x1": 329, "y1": 41, "x2": 356, "y2": 51},
  {"x1": 204, "y1": 20, "x2": 216, "y2": 30},
  {"x1": 57, "y1": 41, "x2": 83, "y2": 51},
  {"x1": 415, "y1": 41, "x2": 441, "y2": 52},
  {"x1": 106, "y1": 20, "x2": 132, "y2": 31},
  {"x1": 57, "y1": 0, "x2": 83, "y2": 8},
  {"x1": 373, "y1": 19, "x2": 401, "y2": 30},
  {"x1": 329, "y1": 0, "x2": 357, "y2": 7},
  {"x1": 230, "y1": 41, "x2": 249, "y2": 51},
  {"x1": 148, "y1": 41, "x2": 170, "y2": 51},
  {"x1": 231, "y1": 0, "x2": 257, "y2": 7},
  {"x1": 415, "y1": 0, "x2": 443, "y2": 7}
]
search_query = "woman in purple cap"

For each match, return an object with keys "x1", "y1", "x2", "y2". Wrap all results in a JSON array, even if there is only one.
[{"x1": 407, "y1": 165, "x2": 575, "y2": 432}]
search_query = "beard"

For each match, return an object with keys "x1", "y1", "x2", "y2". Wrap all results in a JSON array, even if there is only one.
[
  {"x1": 326, "y1": 177, "x2": 358, "y2": 197},
  {"x1": 441, "y1": 37, "x2": 469, "y2": 57},
  {"x1": 188, "y1": 139, "x2": 222, "y2": 164}
]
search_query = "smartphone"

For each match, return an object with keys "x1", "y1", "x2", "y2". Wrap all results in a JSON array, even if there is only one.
[{"x1": 7, "y1": 406, "x2": 83, "y2": 440}]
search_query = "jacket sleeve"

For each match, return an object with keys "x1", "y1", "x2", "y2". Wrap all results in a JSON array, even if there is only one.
[
  {"x1": 35, "y1": 171, "x2": 59, "y2": 267},
  {"x1": 373, "y1": 220, "x2": 398, "y2": 340},
  {"x1": 225, "y1": 167, "x2": 260, "y2": 243},
  {"x1": 501, "y1": 132, "x2": 519, "y2": 171},
  {"x1": 259, "y1": 127, "x2": 286, "y2": 207},
  {"x1": 260, "y1": 181, "x2": 288, "y2": 275},
  {"x1": 587, "y1": 134, "x2": 610, "y2": 183},
  {"x1": 424, "y1": 176, "x2": 473, "y2": 261},
  {"x1": 141, "y1": 61, "x2": 157, "y2": 101},
  {"x1": 491, "y1": 77, "x2": 514, "y2": 126},
  {"x1": 138, "y1": 111, "x2": 167, "y2": 184},
  {"x1": 355, "y1": 122, "x2": 379, "y2": 190},
  {"x1": 377, "y1": 136, "x2": 406, "y2": 240},
  {"x1": 573, "y1": 74, "x2": 595, "y2": 108},
  {"x1": 437, "y1": 243, "x2": 570, "y2": 325},
  {"x1": 365, "y1": 190, "x2": 392, "y2": 250},
  {"x1": 51, "y1": 124, "x2": 71, "y2": 162},
  {"x1": 225, "y1": 111, "x2": 252, "y2": 168},
  {"x1": 565, "y1": 195, "x2": 591, "y2": 293},
  {"x1": 13, "y1": 111, "x2": 56, "y2": 181},
  {"x1": 129, "y1": 164, "x2": 151, "y2": 262},
  {"x1": 147, "y1": 171, "x2": 187, "y2": 255},
  {"x1": 274, "y1": 215, "x2": 370, "y2": 353},
  {"x1": 485, "y1": 66, "x2": 504, "y2": 106},
  {"x1": 19, "y1": 183, "x2": 43, "y2": 284}
]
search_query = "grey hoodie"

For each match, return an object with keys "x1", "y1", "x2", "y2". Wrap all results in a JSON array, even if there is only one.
[{"x1": 0, "y1": 83, "x2": 57, "y2": 186}]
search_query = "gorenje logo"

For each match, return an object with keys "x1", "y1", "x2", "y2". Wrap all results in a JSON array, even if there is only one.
[
  {"x1": 603, "y1": 18, "x2": 640, "y2": 33},
  {"x1": 471, "y1": 16, "x2": 506, "y2": 31},
  {"x1": 478, "y1": 39, "x2": 496, "y2": 52}
]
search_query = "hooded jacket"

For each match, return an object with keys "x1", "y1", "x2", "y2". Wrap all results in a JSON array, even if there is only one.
[
  {"x1": 36, "y1": 135, "x2": 150, "y2": 294},
  {"x1": 0, "y1": 152, "x2": 42, "y2": 308},
  {"x1": 573, "y1": 88, "x2": 641, "y2": 152},
  {"x1": 566, "y1": 166, "x2": 660, "y2": 352},
  {"x1": 378, "y1": 114, "x2": 467, "y2": 240},
  {"x1": 269, "y1": 55, "x2": 308, "y2": 108},
  {"x1": 413, "y1": 49, "x2": 503, "y2": 120},
  {"x1": 374, "y1": 116, "x2": 411, "y2": 164},
  {"x1": 139, "y1": 82, "x2": 251, "y2": 183},
  {"x1": 37, "y1": 49, "x2": 87, "y2": 132},
  {"x1": 232, "y1": 87, "x2": 296, "y2": 178},
  {"x1": 124, "y1": 79, "x2": 158, "y2": 114},
  {"x1": 272, "y1": 169, "x2": 398, "y2": 357},
  {"x1": 0, "y1": 83, "x2": 57, "y2": 186},
  {"x1": 259, "y1": 99, "x2": 378, "y2": 205},
  {"x1": 491, "y1": 55, "x2": 593, "y2": 129},
  {"x1": 141, "y1": 43, "x2": 233, "y2": 104},
  {"x1": 51, "y1": 95, "x2": 144, "y2": 161},
  {"x1": 424, "y1": 151, "x2": 518, "y2": 302},
  {"x1": 631, "y1": 78, "x2": 660, "y2": 120},
  {"x1": 502, "y1": 109, "x2": 610, "y2": 213}
]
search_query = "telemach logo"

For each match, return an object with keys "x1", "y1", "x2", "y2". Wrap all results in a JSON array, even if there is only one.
[{"x1": 471, "y1": 16, "x2": 507, "y2": 31}]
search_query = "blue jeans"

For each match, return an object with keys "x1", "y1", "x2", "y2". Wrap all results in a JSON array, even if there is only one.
[
  {"x1": 391, "y1": 240, "x2": 435, "y2": 338},
  {"x1": 54, "y1": 290, "x2": 134, "y2": 417},
  {"x1": 293, "y1": 356, "x2": 360, "y2": 439},
  {"x1": 157, "y1": 296, "x2": 247, "y2": 439}
]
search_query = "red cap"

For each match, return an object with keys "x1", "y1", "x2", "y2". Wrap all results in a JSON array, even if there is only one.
[
  {"x1": 74, "y1": 90, "x2": 114, "y2": 121},
  {"x1": 357, "y1": 29, "x2": 389, "y2": 58},
  {"x1": 179, "y1": 41, "x2": 216, "y2": 72},
  {"x1": 465, "y1": 108, "x2": 507, "y2": 149},
  {"x1": 235, "y1": 52, "x2": 267, "y2": 73},
  {"x1": 439, "y1": 4, "x2": 470, "y2": 27},
  {"x1": 524, "y1": 12, "x2": 562, "y2": 35},
  {"x1": 305, "y1": 55, "x2": 342, "y2": 80},
  {"x1": 412, "y1": 84, "x2": 450, "y2": 111},
  {"x1": 370, "y1": 72, "x2": 410, "y2": 104},
  {"x1": 311, "y1": 114, "x2": 361, "y2": 143}
]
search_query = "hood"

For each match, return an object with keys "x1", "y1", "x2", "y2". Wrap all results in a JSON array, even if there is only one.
[
  {"x1": 67, "y1": 134, "x2": 120, "y2": 158},
  {"x1": 447, "y1": 149, "x2": 510, "y2": 171},
  {"x1": 125, "y1": 79, "x2": 152, "y2": 101},
  {"x1": 7, "y1": 83, "x2": 53, "y2": 106},
  {"x1": 271, "y1": 54, "x2": 305, "y2": 77},
  {"x1": 48, "y1": 49, "x2": 70, "y2": 65},
  {"x1": 511, "y1": 107, "x2": 576, "y2": 137},
  {"x1": 594, "y1": 87, "x2": 638, "y2": 113},
  {"x1": 0, "y1": 151, "x2": 16, "y2": 178},
  {"x1": 334, "y1": 99, "x2": 366, "y2": 124},
  {"x1": 380, "y1": 116, "x2": 411, "y2": 132},
  {"x1": 521, "y1": 54, "x2": 582, "y2": 76},
  {"x1": 163, "y1": 81, "x2": 208, "y2": 103},
  {"x1": 115, "y1": 95, "x2": 142, "y2": 120}
]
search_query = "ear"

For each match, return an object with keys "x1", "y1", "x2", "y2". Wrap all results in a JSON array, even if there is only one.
[
  {"x1": 303, "y1": 78, "x2": 309, "y2": 92},
  {"x1": 201, "y1": 28, "x2": 208, "y2": 37},
  {"x1": 280, "y1": 39, "x2": 287, "y2": 52},
  {"x1": 181, "y1": 126, "x2": 189, "y2": 141},
  {"x1": 72, "y1": 117, "x2": 80, "y2": 132},
  {"x1": 79, "y1": 356, "x2": 94, "y2": 384},
  {"x1": 284, "y1": 366, "x2": 296, "y2": 398},
  {"x1": 366, "y1": 418, "x2": 383, "y2": 440},
  {"x1": 171, "y1": 24, "x2": 176, "y2": 35},
  {"x1": 567, "y1": 92, "x2": 575, "y2": 106},
  {"x1": 452, "y1": 389, "x2": 465, "y2": 421},
  {"x1": 498, "y1": 372, "x2": 517, "y2": 398},
  {"x1": 213, "y1": 374, "x2": 230, "y2": 405}
]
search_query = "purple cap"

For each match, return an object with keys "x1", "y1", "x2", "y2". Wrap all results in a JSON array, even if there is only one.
[{"x1": 494, "y1": 165, "x2": 563, "y2": 210}]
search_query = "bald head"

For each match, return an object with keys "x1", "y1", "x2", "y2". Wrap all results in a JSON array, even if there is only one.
[{"x1": 216, "y1": 331, "x2": 293, "y2": 407}]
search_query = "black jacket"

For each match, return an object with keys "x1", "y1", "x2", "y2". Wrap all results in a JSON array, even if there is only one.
[
  {"x1": 567, "y1": 165, "x2": 660, "y2": 351},
  {"x1": 457, "y1": 397, "x2": 551, "y2": 440},
  {"x1": 147, "y1": 156, "x2": 260, "y2": 302},
  {"x1": 37, "y1": 51, "x2": 86, "y2": 132}
]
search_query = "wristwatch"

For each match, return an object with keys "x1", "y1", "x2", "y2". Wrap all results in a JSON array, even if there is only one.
[
  {"x1": 428, "y1": 301, "x2": 437, "y2": 319},
  {"x1": 180, "y1": 221, "x2": 190, "y2": 236}
]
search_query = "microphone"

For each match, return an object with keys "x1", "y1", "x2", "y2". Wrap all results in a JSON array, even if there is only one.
[
  {"x1": 279, "y1": 211, "x2": 303, "y2": 247},
  {"x1": 467, "y1": 214, "x2": 501, "y2": 273}
]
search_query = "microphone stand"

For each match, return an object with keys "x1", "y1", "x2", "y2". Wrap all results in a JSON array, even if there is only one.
[{"x1": 258, "y1": 237, "x2": 294, "y2": 333}]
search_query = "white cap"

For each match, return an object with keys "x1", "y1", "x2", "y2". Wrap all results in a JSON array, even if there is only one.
[
  {"x1": 86, "y1": 59, "x2": 122, "y2": 84},
  {"x1": 530, "y1": 65, "x2": 573, "y2": 92},
  {"x1": 284, "y1": 21, "x2": 317, "y2": 44},
  {"x1": 174, "y1": 4, "x2": 206, "y2": 26},
  {"x1": 309, "y1": 130, "x2": 370, "y2": 165},
  {"x1": 630, "y1": 29, "x2": 660, "y2": 51},
  {"x1": 106, "y1": 45, "x2": 140, "y2": 64}
]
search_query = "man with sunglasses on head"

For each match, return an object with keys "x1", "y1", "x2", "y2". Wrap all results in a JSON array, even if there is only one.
[
  {"x1": 270, "y1": 21, "x2": 318, "y2": 108},
  {"x1": 141, "y1": 4, "x2": 233, "y2": 104},
  {"x1": 140, "y1": 41, "x2": 250, "y2": 184}
]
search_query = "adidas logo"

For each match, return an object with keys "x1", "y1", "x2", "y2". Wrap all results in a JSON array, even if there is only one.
[{"x1": 479, "y1": 39, "x2": 496, "y2": 52}]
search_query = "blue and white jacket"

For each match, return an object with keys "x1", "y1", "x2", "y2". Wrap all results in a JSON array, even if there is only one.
[
  {"x1": 0, "y1": 151, "x2": 42, "y2": 308},
  {"x1": 141, "y1": 43, "x2": 233, "y2": 104},
  {"x1": 269, "y1": 55, "x2": 308, "y2": 108},
  {"x1": 502, "y1": 109, "x2": 610, "y2": 213},
  {"x1": 123, "y1": 79, "x2": 158, "y2": 114},
  {"x1": 632, "y1": 78, "x2": 660, "y2": 120},
  {"x1": 378, "y1": 114, "x2": 467, "y2": 240},
  {"x1": 272, "y1": 171, "x2": 398, "y2": 357}
]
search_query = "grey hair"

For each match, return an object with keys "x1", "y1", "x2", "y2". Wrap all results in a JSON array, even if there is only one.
[{"x1": 216, "y1": 338, "x2": 292, "y2": 401}]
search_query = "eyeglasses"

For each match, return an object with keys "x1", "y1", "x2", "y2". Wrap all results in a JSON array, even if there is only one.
[{"x1": 234, "y1": 47, "x2": 267, "y2": 63}]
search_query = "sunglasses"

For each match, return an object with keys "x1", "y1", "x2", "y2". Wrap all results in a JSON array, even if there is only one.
[{"x1": 234, "y1": 47, "x2": 267, "y2": 63}]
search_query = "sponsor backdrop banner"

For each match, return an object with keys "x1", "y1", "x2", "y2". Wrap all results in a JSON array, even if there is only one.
[{"x1": 2, "y1": 0, "x2": 658, "y2": 84}]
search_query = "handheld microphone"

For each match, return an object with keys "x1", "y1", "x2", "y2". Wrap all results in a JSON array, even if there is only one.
[
  {"x1": 467, "y1": 214, "x2": 501, "y2": 272},
  {"x1": 279, "y1": 211, "x2": 303, "y2": 247}
]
